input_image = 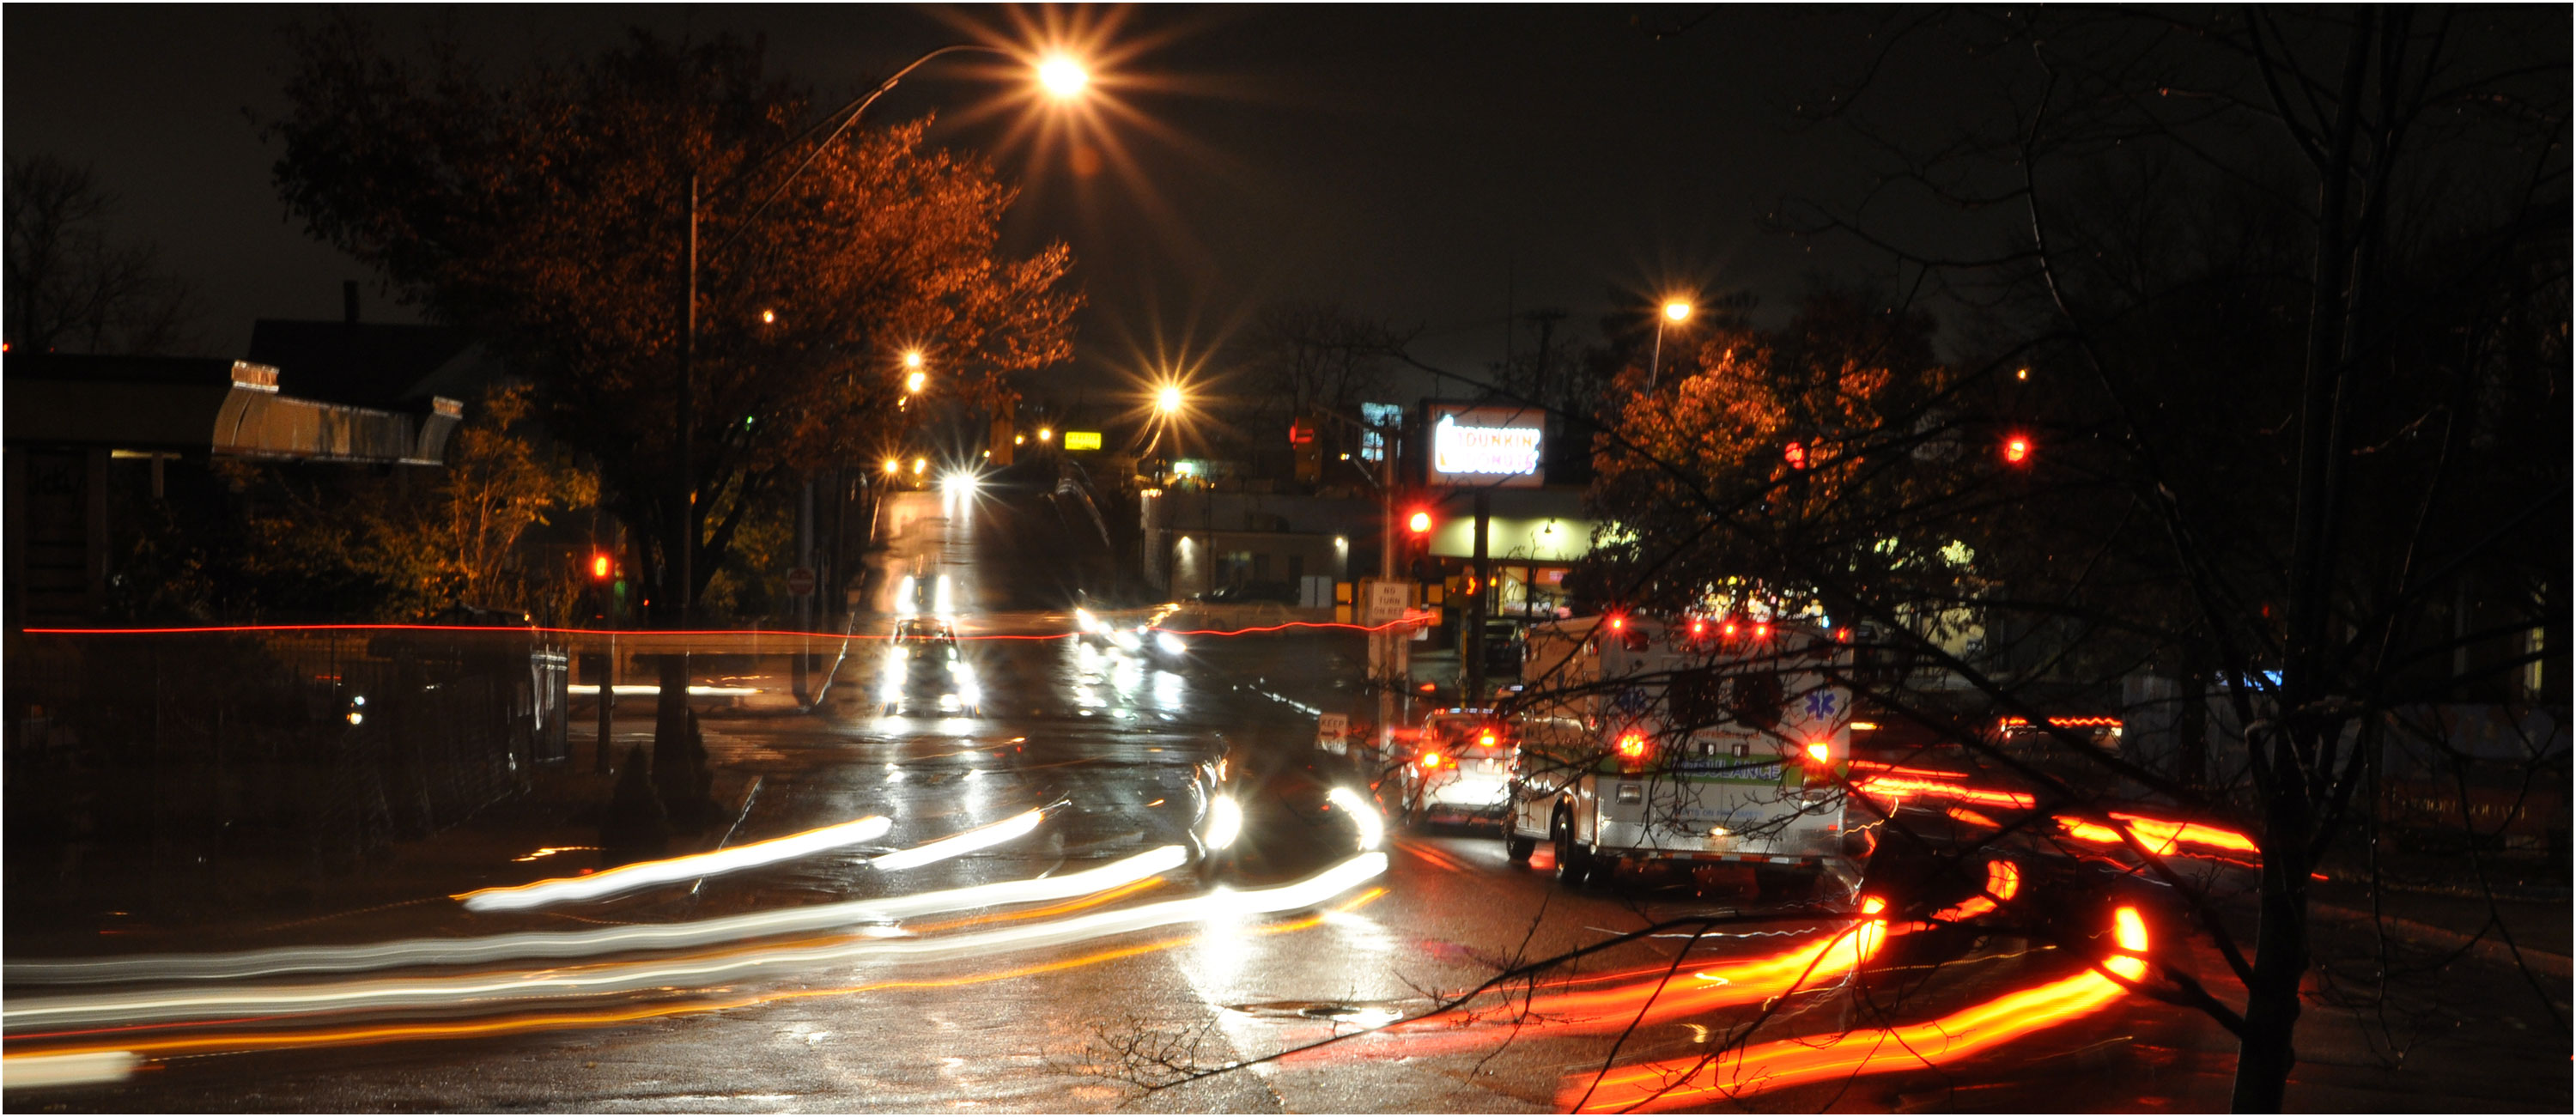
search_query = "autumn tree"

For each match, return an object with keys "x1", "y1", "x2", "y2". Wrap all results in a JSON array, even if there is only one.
[
  {"x1": 373, "y1": 383, "x2": 598, "y2": 616},
  {"x1": 266, "y1": 22, "x2": 1080, "y2": 622}
]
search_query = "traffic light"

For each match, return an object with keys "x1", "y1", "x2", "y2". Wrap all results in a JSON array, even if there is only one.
[
  {"x1": 589, "y1": 552, "x2": 615, "y2": 582},
  {"x1": 1784, "y1": 440, "x2": 1808, "y2": 470},
  {"x1": 1291, "y1": 417, "x2": 1321, "y2": 483},
  {"x1": 2002, "y1": 433, "x2": 2032, "y2": 465},
  {"x1": 1407, "y1": 508, "x2": 1433, "y2": 536}
]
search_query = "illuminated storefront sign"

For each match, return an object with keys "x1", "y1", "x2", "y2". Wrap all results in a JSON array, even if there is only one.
[
  {"x1": 1428, "y1": 406, "x2": 1544, "y2": 487},
  {"x1": 1061, "y1": 430, "x2": 1103, "y2": 451}
]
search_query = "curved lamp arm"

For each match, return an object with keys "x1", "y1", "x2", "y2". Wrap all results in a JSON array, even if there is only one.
[{"x1": 719, "y1": 43, "x2": 1012, "y2": 258}]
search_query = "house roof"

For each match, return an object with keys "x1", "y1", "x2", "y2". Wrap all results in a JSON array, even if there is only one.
[
  {"x1": 245, "y1": 319, "x2": 485, "y2": 410},
  {"x1": 4, "y1": 352, "x2": 460, "y2": 464}
]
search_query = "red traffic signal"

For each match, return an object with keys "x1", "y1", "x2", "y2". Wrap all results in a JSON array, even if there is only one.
[
  {"x1": 589, "y1": 553, "x2": 615, "y2": 581},
  {"x1": 1406, "y1": 509, "x2": 1433, "y2": 535},
  {"x1": 2002, "y1": 433, "x2": 2032, "y2": 465}
]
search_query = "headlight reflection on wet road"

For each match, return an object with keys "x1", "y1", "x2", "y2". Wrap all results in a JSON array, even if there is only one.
[{"x1": 454, "y1": 816, "x2": 894, "y2": 913}]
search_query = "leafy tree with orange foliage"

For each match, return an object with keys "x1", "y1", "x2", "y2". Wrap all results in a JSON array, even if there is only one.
[
  {"x1": 1588, "y1": 288, "x2": 1971, "y2": 624},
  {"x1": 267, "y1": 22, "x2": 1079, "y2": 618}
]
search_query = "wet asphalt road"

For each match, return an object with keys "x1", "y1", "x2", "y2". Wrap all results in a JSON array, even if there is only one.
[
  {"x1": 9, "y1": 486, "x2": 2416, "y2": 1114},
  {"x1": 14, "y1": 488, "x2": 1750, "y2": 1113}
]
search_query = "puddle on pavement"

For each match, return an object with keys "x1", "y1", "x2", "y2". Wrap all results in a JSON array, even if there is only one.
[{"x1": 1226, "y1": 1000, "x2": 1408, "y2": 1027}]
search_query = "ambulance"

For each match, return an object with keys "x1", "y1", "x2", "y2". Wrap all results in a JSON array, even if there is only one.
[{"x1": 1504, "y1": 614, "x2": 1855, "y2": 888}]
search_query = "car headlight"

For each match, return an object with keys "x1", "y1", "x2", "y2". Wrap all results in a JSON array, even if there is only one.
[
  {"x1": 1154, "y1": 631, "x2": 1186, "y2": 656},
  {"x1": 1204, "y1": 795, "x2": 1243, "y2": 851}
]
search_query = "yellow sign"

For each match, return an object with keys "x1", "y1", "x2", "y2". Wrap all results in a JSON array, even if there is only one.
[{"x1": 1062, "y1": 430, "x2": 1103, "y2": 451}]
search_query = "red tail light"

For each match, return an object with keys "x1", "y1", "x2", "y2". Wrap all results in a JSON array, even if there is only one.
[
  {"x1": 1419, "y1": 751, "x2": 1444, "y2": 771},
  {"x1": 1616, "y1": 731, "x2": 1649, "y2": 760},
  {"x1": 1802, "y1": 741, "x2": 1831, "y2": 765}
]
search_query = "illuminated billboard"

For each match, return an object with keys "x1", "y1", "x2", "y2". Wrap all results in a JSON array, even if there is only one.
[
  {"x1": 1061, "y1": 430, "x2": 1103, "y2": 451},
  {"x1": 1427, "y1": 404, "x2": 1545, "y2": 488}
]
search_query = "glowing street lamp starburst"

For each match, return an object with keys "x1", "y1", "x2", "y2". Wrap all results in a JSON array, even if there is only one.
[{"x1": 1036, "y1": 55, "x2": 1090, "y2": 100}]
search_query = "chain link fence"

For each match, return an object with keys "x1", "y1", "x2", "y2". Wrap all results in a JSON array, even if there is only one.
[{"x1": 5, "y1": 629, "x2": 568, "y2": 882}]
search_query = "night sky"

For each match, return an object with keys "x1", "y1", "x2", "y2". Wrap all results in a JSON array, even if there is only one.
[{"x1": 6, "y1": 4, "x2": 1931, "y2": 396}]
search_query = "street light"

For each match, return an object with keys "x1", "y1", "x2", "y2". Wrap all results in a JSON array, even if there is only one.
[
  {"x1": 1157, "y1": 384, "x2": 1184, "y2": 415},
  {"x1": 1649, "y1": 297, "x2": 1693, "y2": 392},
  {"x1": 1037, "y1": 55, "x2": 1090, "y2": 99},
  {"x1": 670, "y1": 46, "x2": 1094, "y2": 626}
]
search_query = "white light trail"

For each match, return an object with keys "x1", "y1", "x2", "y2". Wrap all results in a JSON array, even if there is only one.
[
  {"x1": 455, "y1": 816, "x2": 893, "y2": 913},
  {"x1": 3, "y1": 853, "x2": 1387, "y2": 1030},
  {"x1": 0, "y1": 1050, "x2": 134, "y2": 1089},
  {"x1": 1325, "y1": 786, "x2": 1384, "y2": 851},
  {"x1": 5, "y1": 847, "x2": 1190, "y2": 987},
  {"x1": 871, "y1": 808, "x2": 1042, "y2": 871}
]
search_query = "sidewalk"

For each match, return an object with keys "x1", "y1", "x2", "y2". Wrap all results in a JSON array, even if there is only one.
[{"x1": 2309, "y1": 865, "x2": 2573, "y2": 980}]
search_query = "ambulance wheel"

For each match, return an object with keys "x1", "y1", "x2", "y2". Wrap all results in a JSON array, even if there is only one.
[{"x1": 1552, "y1": 811, "x2": 1594, "y2": 887}]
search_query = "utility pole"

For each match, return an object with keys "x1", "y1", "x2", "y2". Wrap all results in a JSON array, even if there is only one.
[
  {"x1": 676, "y1": 173, "x2": 698, "y2": 628},
  {"x1": 656, "y1": 173, "x2": 700, "y2": 800},
  {"x1": 1466, "y1": 488, "x2": 1490, "y2": 707},
  {"x1": 1375, "y1": 416, "x2": 1399, "y2": 758},
  {"x1": 1523, "y1": 308, "x2": 1565, "y2": 407},
  {"x1": 793, "y1": 477, "x2": 813, "y2": 703}
]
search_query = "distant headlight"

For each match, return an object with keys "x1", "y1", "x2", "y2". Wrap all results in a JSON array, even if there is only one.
[
  {"x1": 1075, "y1": 607, "x2": 1097, "y2": 634},
  {"x1": 1108, "y1": 628, "x2": 1142, "y2": 653},
  {"x1": 1154, "y1": 631, "x2": 1186, "y2": 656}
]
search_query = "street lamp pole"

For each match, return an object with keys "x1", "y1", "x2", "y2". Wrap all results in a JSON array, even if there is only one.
[
  {"x1": 1647, "y1": 298, "x2": 1692, "y2": 392},
  {"x1": 676, "y1": 173, "x2": 698, "y2": 625}
]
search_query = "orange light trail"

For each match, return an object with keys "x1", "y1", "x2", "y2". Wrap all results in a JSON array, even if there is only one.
[
  {"x1": 2056, "y1": 813, "x2": 2260, "y2": 858},
  {"x1": 2110, "y1": 811, "x2": 2258, "y2": 853},
  {"x1": 22, "y1": 619, "x2": 1423, "y2": 642},
  {"x1": 1945, "y1": 805, "x2": 2001, "y2": 829},
  {"x1": 1563, "y1": 965, "x2": 2136, "y2": 1111},
  {"x1": 1996, "y1": 715, "x2": 2123, "y2": 731},
  {"x1": 1297, "y1": 918, "x2": 1888, "y2": 1063},
  {"x1": 6, "y1": 889, "x2": 1388, "y2": 1067},
  {"x1": 1853, "y1": 774, "x2": 2037, "y2": 810},
  {"x1": 1564, "y1": 905, "x2": 2153, "y2": 1112}
]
